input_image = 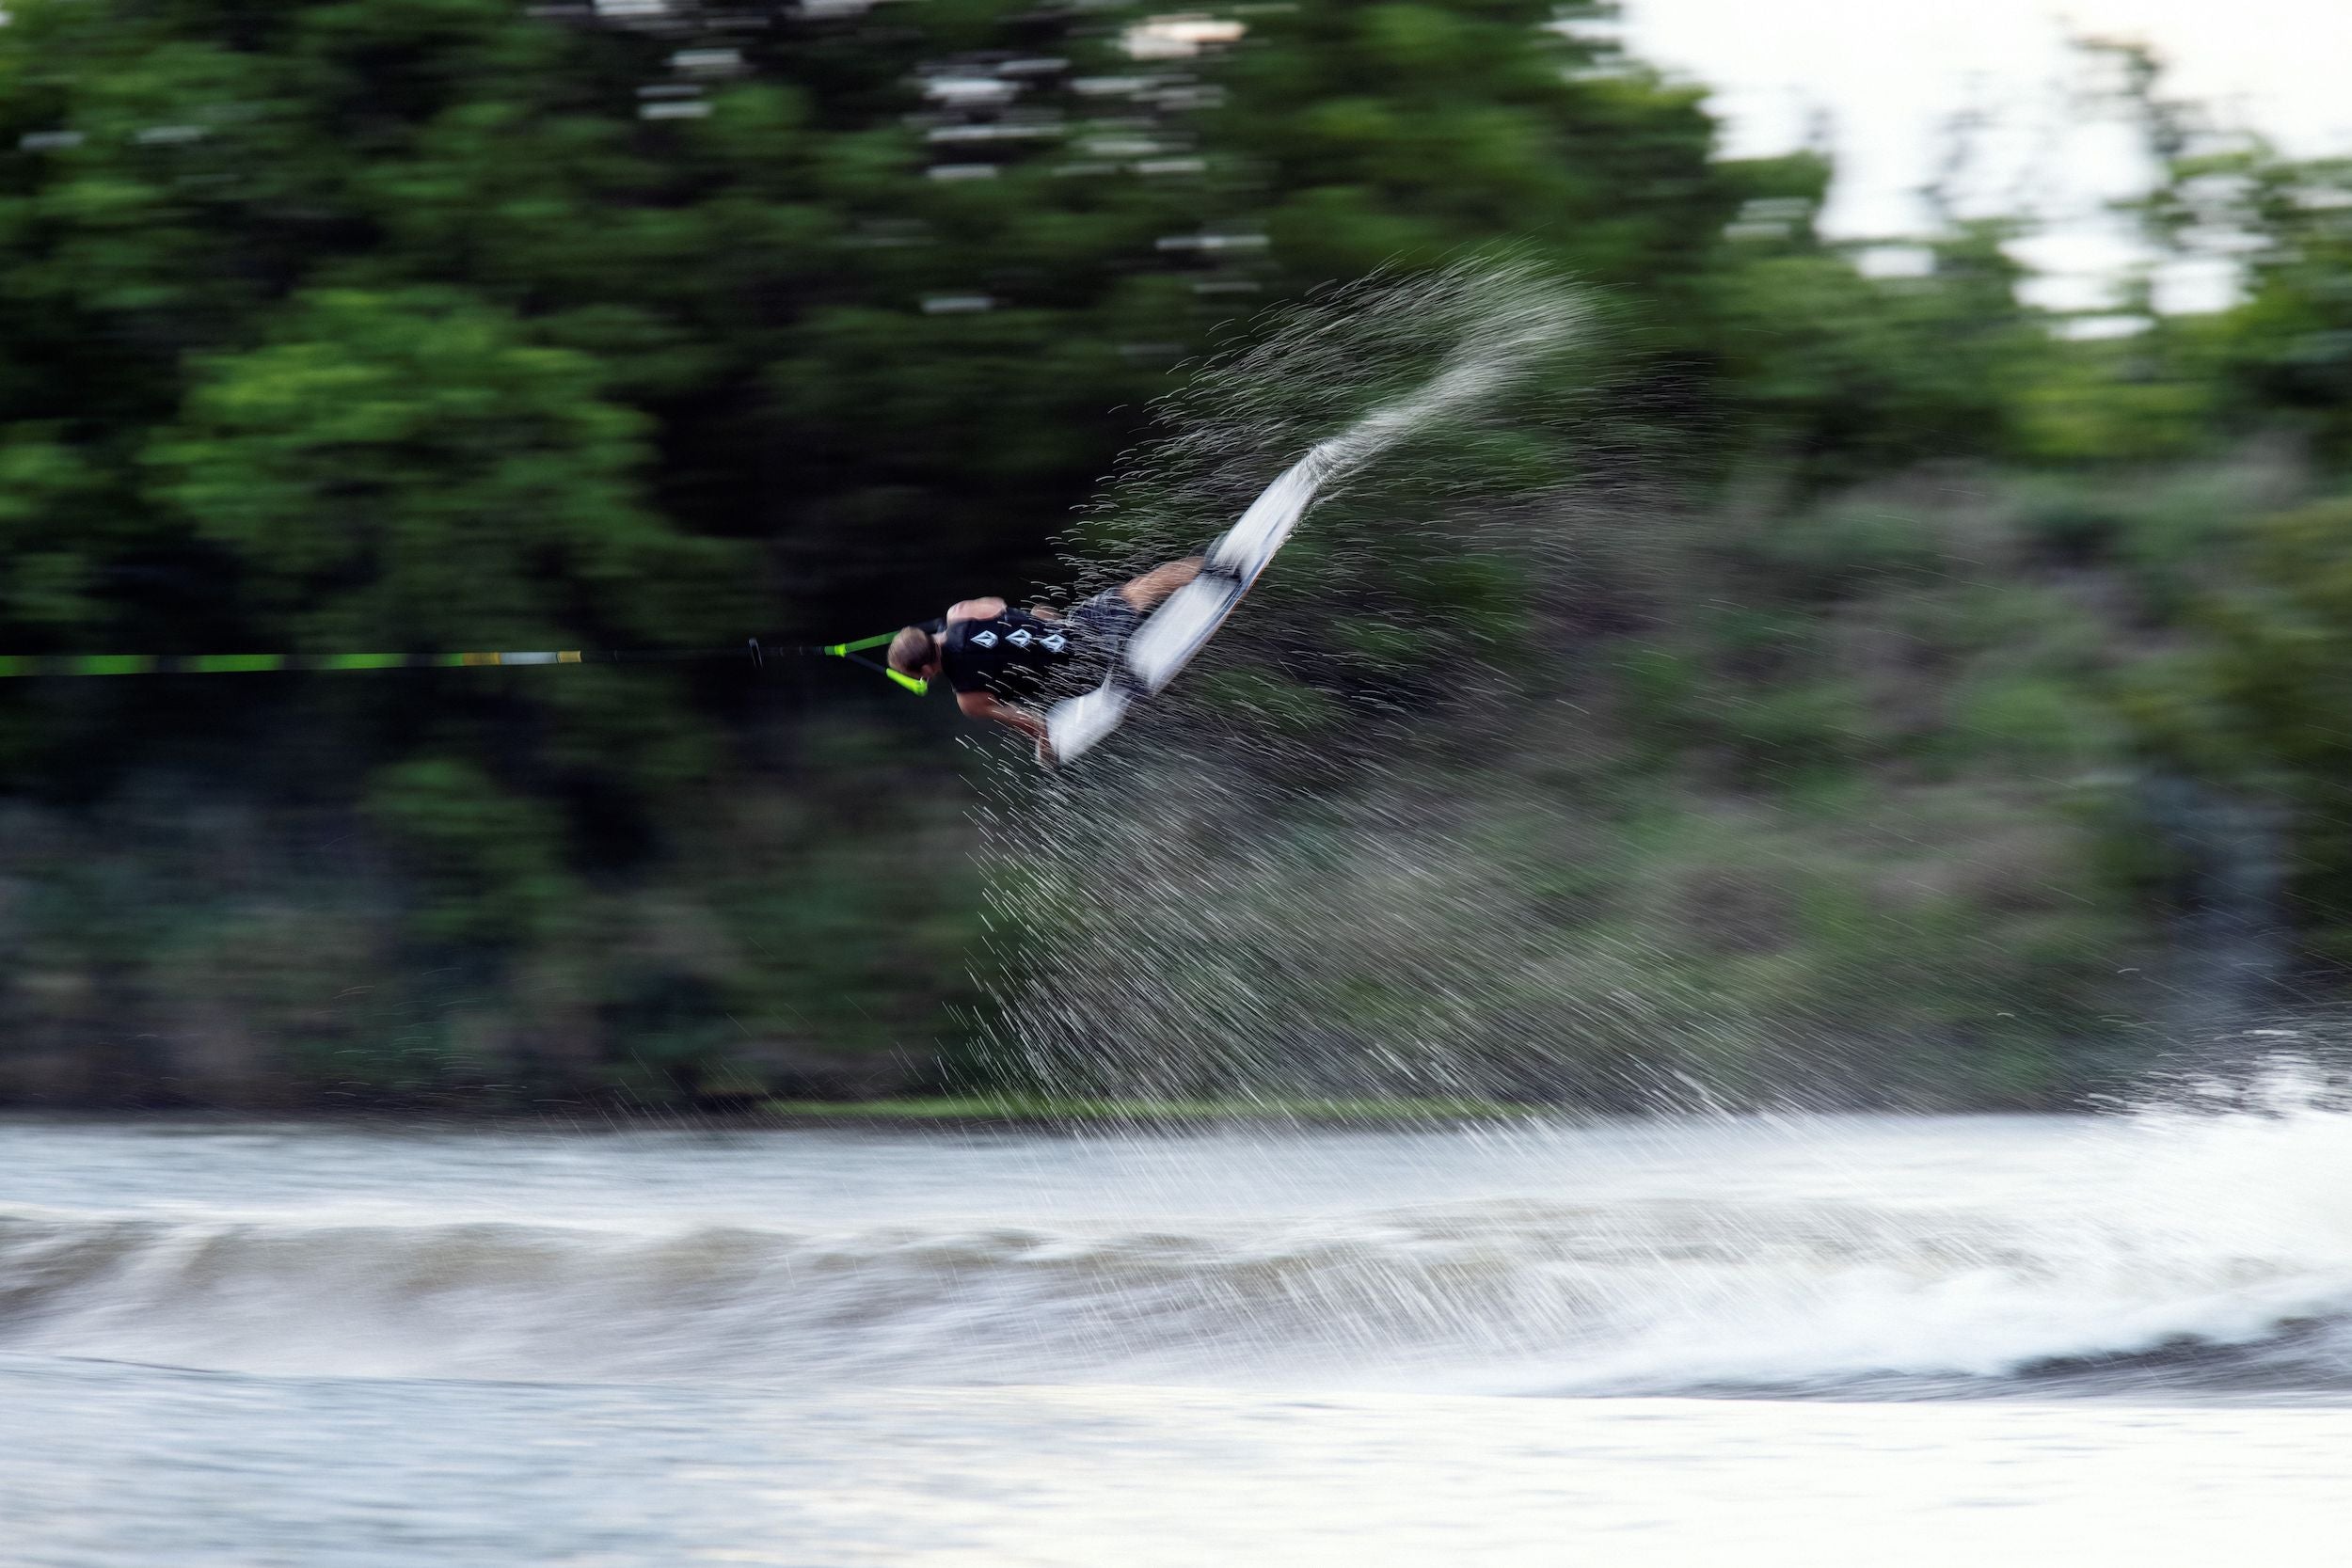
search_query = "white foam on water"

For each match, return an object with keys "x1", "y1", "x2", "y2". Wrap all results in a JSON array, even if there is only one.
[
  {"x1": 8, "y1": 1093, "x2": 2352, "y2": 1393},
  {"x1": 761, "y1": 1390, "x2": 2352, "y2": 1568}
]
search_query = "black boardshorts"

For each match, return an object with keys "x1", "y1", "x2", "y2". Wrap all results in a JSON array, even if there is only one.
[
  {"x1": 1072, "y1": 587, "x2": 1142, "y2": 648},
  {"x1": 1055, "y1": 587, "x2": 1141, "y2": 696}
]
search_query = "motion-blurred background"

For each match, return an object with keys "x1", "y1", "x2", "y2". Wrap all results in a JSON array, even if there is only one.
[{"x1": 3, "y1": 0, "x2": 2348, "y2": 1114}]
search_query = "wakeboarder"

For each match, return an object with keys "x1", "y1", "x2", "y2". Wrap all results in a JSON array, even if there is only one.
[{"x1": 886, "y1": 558, "x2": 1201, "y2": 763}]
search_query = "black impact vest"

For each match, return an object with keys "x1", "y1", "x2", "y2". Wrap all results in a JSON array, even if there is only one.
[{"x1": 935, "y1": 609, "x2": 1081, "y2": 703}]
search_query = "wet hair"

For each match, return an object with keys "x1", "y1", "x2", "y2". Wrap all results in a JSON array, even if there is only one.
[{"x1": 887, "y1": 626, "x2": 937, "y2": 677}]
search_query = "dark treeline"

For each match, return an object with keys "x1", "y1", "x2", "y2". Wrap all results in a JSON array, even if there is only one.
[{"x1": 1, "y1": 3, "x2": 2348, "y2": 1109}]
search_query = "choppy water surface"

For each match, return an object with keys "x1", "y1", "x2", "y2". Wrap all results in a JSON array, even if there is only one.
[{"x1": 7, "y1": 1107, "x2": 2352, "y2": 1564}]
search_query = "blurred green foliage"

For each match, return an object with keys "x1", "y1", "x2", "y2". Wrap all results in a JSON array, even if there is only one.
[{"x1": 0, "y1": 5, "x2": 2349, "y2": 1107}]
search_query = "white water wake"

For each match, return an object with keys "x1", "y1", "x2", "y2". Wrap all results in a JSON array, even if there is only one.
[{"x1": 9, "y1": 1083, "x2": 2352, "y2": 1393}]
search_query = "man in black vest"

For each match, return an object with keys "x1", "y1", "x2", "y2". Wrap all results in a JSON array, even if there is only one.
[{"x1": 887, "y1": 558, "x2": 1201, "y2": 761}]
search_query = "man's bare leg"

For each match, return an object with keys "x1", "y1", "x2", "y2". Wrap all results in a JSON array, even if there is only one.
[{"x1": 1118, "y1": 557, "x2": 1203, "y2": 612}]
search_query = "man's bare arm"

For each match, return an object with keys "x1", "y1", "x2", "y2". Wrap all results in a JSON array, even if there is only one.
[
  {"x1": 957, "y1": 689, "x2": 1058, "y2": 765},
  {"x1": 946, "y1": 596, "x2": 1007, "y2": 625},
  {"x1": 956, "y1": 689, "x2": 1049, "y2": 744}
]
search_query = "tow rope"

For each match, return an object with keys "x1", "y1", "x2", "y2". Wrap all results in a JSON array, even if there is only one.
[{"x1": 0, "y1": 635, "x2": 930, "y2": 694}]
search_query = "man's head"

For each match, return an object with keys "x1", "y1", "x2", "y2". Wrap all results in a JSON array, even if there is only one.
[{"x1": 888, "y1": 626, "x2": 941, "y2": 681}]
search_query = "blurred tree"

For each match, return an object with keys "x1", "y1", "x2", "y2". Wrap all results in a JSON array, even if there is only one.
[
  {"x1": 151, "y1": 286, "x2": 741, "y2": 655},
  {"x1": 1210, "y1": 3, "x2": 1726, "y2": 292},
  {"x1": 1707, "y1": 150, "x2": 2047, "y2": 485},
  {"x1": 0, "y1": 0, "x2": 2265, "y2": 1103},
  {"x1": 2081, "y1": 38, "x2": 2352, "y2": 459},
  {"x1": 2202, "y1": 496, "x2": 2352, "y2": 960}
]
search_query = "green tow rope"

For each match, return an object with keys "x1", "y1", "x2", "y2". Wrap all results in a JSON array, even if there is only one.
[{"x1": 0, "y1": 636, "x2": 931, "y2": 695}]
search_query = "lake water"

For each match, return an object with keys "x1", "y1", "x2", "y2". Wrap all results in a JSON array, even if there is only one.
[{"x1": 5, "y1": 1105, "x2": 2351, "y2": 1565}]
